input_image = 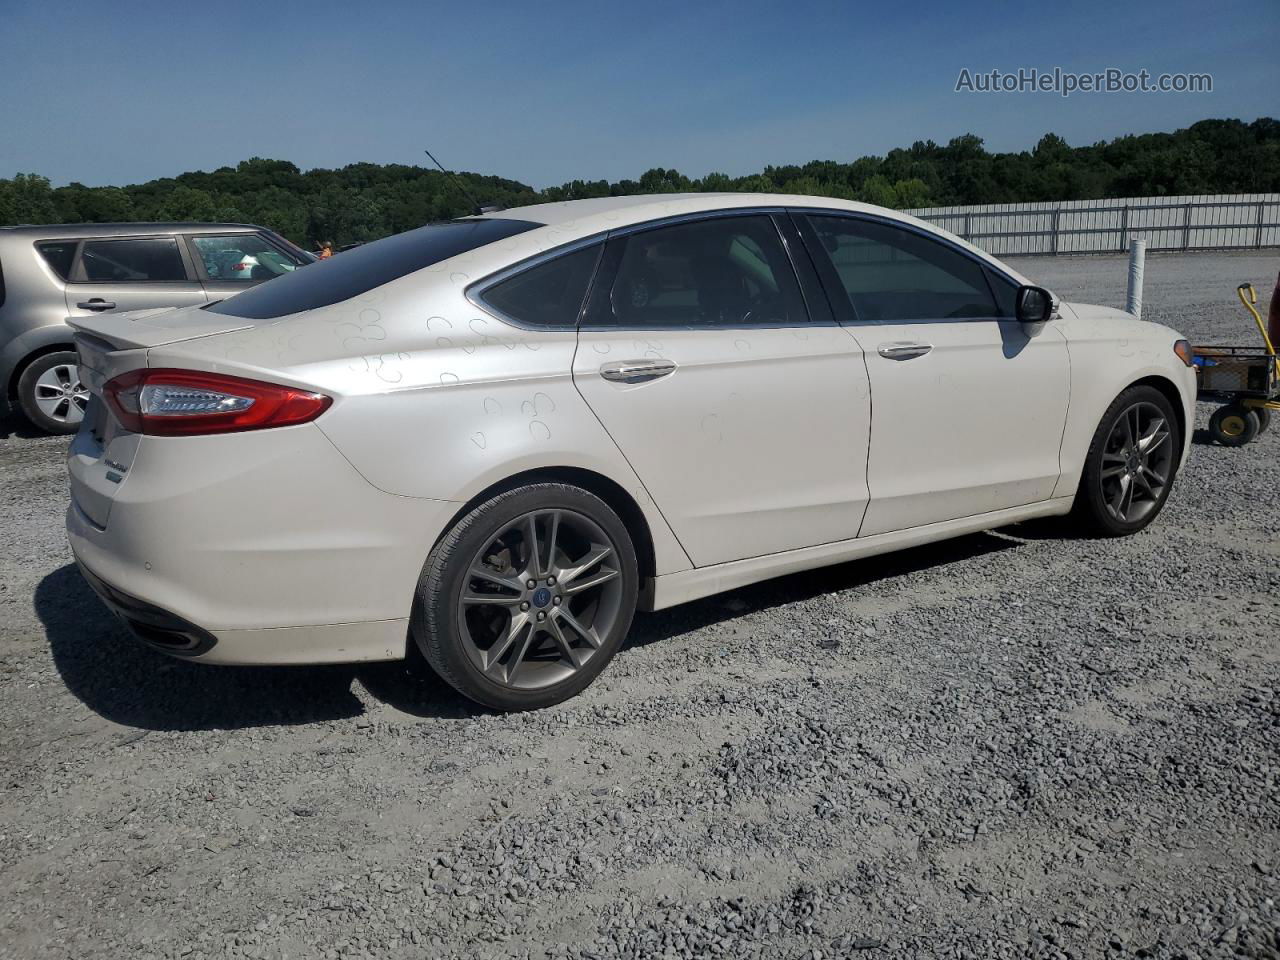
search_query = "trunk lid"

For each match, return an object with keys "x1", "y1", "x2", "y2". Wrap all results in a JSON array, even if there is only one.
[{"x1": 68, "y1": 332, "x2": 151, "y2": 531}]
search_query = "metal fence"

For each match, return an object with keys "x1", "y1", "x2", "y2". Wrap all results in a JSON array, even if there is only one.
[{"x1": 903, "y1": 194, "x2": 1280, "y2": 257}]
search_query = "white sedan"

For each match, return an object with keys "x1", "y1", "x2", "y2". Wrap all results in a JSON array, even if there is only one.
[{"x1": 66, "y1": 194, "x2": 1196, "y2": 710}]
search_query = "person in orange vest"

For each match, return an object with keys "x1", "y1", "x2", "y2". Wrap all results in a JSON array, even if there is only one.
[{"x1": 318, "y1": 242, "x2": 334, "y2": 260}]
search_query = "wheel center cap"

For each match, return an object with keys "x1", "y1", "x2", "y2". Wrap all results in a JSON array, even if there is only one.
[{"x1": 531, "y1": 587, "x2": 552, "y2": 608}]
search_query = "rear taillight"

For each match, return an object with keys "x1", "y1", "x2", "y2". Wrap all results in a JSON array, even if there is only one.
[
  {"x1": 231, "y1": 262, "x2": 249, "y2": 271},
  {"x1": 103, "y1": 369, "x2": 331, "y2": 436}
]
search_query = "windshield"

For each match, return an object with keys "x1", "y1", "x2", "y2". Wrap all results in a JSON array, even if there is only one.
[{"x1": 206, "y1": 218, "x2": 540, "y2": 320}]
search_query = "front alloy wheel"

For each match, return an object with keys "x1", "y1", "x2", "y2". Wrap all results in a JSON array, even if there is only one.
[
  {"x1": 1098, "y1": 401, "x2": 1175, "y2": 524},
  {"x1": 413, "y1": 484, "x2": 638, "y2": 710},
  {"x1": 1073, "y1": 385, "x2": 1181, "y2": 537}
]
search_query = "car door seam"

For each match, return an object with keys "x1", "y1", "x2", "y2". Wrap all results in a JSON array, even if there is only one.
[
  {"x1": 1049, "y1": 326, "x2": 1075, "y2": 499},
  {"x1": 568, "y1": 333, "x2": 697, "y2": 569}
]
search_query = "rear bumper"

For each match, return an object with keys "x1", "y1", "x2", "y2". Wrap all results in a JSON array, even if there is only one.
[
  {"x1": 76, "y1": 553, "x2": 410, "y2": 664},
  {"x1": 65, "y1": 422, "x2": 458, "y2": 665},
  {"x1": 76, "y1": 558, "x2": 218, "y2": 656}
]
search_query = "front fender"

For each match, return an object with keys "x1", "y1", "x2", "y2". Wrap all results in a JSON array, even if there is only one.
[{"x1": 1052, "y1": 307, "x2": 1197, "y2": 497}]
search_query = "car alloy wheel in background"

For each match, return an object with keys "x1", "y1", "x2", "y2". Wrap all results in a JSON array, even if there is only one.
[{"x1": 18, "y1": 351, "x2": 89, "y2": 434}]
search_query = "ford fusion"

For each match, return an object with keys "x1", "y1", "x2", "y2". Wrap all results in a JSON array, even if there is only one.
[{"x1": 66, "y1": 194, "x2": 1197, "y2": 710}]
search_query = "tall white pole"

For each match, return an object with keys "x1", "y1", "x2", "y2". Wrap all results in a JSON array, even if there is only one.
[{"x1": 1125, "y1": 239, "x2": 1146, "y2": 319}]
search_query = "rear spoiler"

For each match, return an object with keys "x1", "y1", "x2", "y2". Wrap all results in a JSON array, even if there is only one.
[{"x1": 66, "y1": 306, "x2": 253, "y2": 351}]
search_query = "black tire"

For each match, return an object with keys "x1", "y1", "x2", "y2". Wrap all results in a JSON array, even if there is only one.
[
  {"x1": 16, "y1": 350, "x2": 87, "y2": 435},
  {"x1": 411, "y1": 483, "x2": 638, "y2": 711},
  {"x1": 1071, "y1": 385, "x2": 1182, "y2": 537},
  {"x1": 1253, "y1": 406, "x2": 1271, "y2": 436},
  {"x1": 1208, "y1": 403, "x2": 1259, "y2": 447}
]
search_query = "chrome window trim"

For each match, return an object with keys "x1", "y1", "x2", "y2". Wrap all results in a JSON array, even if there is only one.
[
  {"x1": 603, "y1": 205, "x2": 788, "y2": 239},
  {"x1": 579, "y1": 319, "x2": 844, "y2": 332},
  {"x1": 468, "y1": 205, "x2": 1025, "y2": 334}
]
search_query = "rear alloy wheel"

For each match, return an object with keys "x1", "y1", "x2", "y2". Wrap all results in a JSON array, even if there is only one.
[
  {"x1": 17, "y1": 351, "x2": 88, "y2": 435},
  {"x1": 1073, "y1": 385, "x2": 1181, "y2": 537},
  {"x1": 413, "y1": 484, "x2": 638, "y2": 710}
]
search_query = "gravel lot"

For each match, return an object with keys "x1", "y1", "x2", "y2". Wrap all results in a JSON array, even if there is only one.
[{"x1": 2, "y1": 250, "x2": 1278, "y2": 960}]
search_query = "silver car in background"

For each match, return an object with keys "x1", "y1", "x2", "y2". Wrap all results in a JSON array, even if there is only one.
[{"x1": 0, "y1": 222, "x2": 313, "y2": 433}]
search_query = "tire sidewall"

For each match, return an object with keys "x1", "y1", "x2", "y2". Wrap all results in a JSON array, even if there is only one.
[
  {"x1": 1078, "y1": 385, "x2": 1181, "y2": 536},
  {"x1": 17, "y1": 351, "x2": 82, "y2": 436},
  {"x1": 414, "y1": 484, "x2": 639, "y2": 711},
  {"x1": 1210, "y1": 404, "x2": 1259, "y2": 447}
]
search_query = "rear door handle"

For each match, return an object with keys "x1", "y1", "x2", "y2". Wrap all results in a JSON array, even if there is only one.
[
  {"x1": 599, "y1": 359, "x2": 677, "y2": 384},
  {"x1": 76, "y1": 299, "x2": 117, "y2": 312},
  {"x1": 877, "y1": 342, "x2": 932, "y2": 361}
]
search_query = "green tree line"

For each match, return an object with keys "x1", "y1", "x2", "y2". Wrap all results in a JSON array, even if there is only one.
[{"x1": 1, "y1": 118, "x2": 1275, "y2": 249}]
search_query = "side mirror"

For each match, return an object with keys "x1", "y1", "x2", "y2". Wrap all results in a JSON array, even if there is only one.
[{"x1": 1015, "y1": 285, "x2": 1054, "y2": 324}]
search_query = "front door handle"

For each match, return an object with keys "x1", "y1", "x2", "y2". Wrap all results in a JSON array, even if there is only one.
[
  {"x1": 77, "y1": 299, "x2": 117, "y2": 312},
  {"x1": 877, "y1": 342, "x2": 933, "y2": 361},
  {"x1": 599, "y1": 359, "x2": 677, "y2": 384}
]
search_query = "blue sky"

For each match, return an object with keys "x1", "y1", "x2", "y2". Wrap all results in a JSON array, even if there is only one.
[{"x1": 0, "y1": 0, "x2": 1274, "y2": 188}]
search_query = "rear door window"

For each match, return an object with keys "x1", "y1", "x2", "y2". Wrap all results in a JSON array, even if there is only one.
[
  {"x1": 37, "y1": 241, "x2": 78, "y2": 280},
  {"x1": 76, "y1": 238, "x2": 188, "y2": 283},
  {"x1": 208, "y1": 218, "x2": 540, "y2": 320},
  {"x1": 584, "y1": 215, "x2": 808, "y2": 328}
]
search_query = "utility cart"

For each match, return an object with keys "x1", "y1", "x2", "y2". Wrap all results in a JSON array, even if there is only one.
[{"x1": 1194, "y1": 283, "x2": 1279, "y2": 447}]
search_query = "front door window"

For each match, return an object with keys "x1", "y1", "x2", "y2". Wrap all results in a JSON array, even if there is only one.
[{"x1": 191, "y1": 234, "x2": 305, "y2": 283}]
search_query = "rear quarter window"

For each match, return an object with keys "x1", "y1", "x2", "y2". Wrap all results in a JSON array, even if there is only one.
[
  {"x1": 37, "y1": 241, "x2": 78, "y2": 281},
  {"x1": 476, "y1": 244, "x2": 601, "y2": 328},
  {"x1": 207, "y1": 218, "x2": 541, "y2": 320}
]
